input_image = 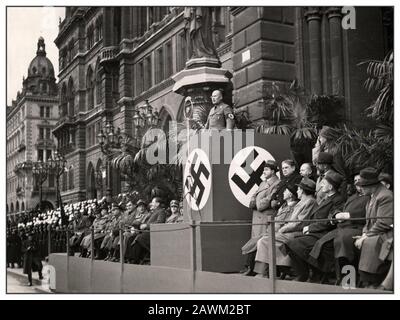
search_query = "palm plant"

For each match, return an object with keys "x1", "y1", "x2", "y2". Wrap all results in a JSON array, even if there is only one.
[{"x1": 336, "y1": 51, "x2": 393, "y2": 173}]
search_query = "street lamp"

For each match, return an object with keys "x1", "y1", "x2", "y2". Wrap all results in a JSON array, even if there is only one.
[
  {"x1": 32, "y1": 160, "x2": 49, "y2": 211},
  {"x1": 133, "y1": 100, "x2": 160, "y2": 148},
  {"x1": 48, "y1": 150, "x2": 67, "y2": 209},
  {"x1": 97, "y1": 121, "x2": 125, "y2": 201}
]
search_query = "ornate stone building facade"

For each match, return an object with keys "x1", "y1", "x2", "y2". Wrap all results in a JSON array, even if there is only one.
[
  {"x1": 53, "y1": 6, "x2": 391, "y2": 203},
  {"x1": 6, "y1": 37, "x2": 59, "y2": 220}
]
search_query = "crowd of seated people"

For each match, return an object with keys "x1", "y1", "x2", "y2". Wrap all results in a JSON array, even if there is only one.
[{"x1": 239, "y1": 126, "x2": 393, "y2": 290}]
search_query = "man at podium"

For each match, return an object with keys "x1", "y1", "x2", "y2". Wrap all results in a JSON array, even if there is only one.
[{"x1": 204, "y1": 90, "x2": 235, "y2": 130}]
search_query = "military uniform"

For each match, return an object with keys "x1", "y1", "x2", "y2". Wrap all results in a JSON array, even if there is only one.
[{"x1": 205, "y1": 102, "x2": 235, "y2": 130}]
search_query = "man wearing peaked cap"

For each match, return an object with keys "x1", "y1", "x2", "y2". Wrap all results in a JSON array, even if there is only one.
[
  {"x1": 353, "y1": 167, "x2": 393, "y2": 287},
  {"x1": 166, "y1": 200, "x2": 182, "y2": 223}
]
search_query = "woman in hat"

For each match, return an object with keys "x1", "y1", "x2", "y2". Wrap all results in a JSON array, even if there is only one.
[
  {"x1": 240, "y1": 160, "x2": 280, "y2": 276},
  {"x1": 253, "y1": 178, "x2": 318, "y2": 278}
]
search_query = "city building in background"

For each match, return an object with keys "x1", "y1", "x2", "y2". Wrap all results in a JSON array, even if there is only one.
[{"x1": 6, "y1": 37, "x2": 59, "y2": 220}]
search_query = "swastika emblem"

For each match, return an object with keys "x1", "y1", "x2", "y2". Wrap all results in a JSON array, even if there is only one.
[
  {"x1": 184, "y1": 149, "x2": 212, "y2": 211},
  {"x1": 229, "y1": 146, "x2": 277, "y2": 208}
]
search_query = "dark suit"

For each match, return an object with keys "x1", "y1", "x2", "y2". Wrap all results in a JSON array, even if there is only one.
[
  {"x1": 285, "y1": 192, "x2": 344, "y2": 280},
  {"x1": 308, "y1": 193, "x2": 369, "y2": 275},
  {"x1": 127, "y1": 207, "x2": 166, "y2": 264}
]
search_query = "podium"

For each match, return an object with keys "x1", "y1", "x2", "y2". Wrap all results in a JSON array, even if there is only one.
[{"x1": 151, "y1": 130, "x2": 291, "y2": 272}]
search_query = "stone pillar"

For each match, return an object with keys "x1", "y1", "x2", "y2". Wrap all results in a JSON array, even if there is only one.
[
  {"x1": 305, "y1": 7, "x2": 322, "y2": 95},
  {"x1": 328, "y1": 7, "x2": 344, "y2": 95}
]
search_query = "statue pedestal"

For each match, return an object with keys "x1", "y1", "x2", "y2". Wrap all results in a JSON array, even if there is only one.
[{"x1": 151, "y1": 131, "x2": 292, "y2": 272}]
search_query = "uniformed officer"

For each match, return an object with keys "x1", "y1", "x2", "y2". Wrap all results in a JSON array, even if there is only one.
[{"x1": 205, "y1": 90, "x2": 235, "y2": 130}]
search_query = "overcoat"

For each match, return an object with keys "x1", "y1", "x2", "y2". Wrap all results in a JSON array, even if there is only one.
[
  {"x1": 255, "y1": 196, "x2": 317, "y2": 266},
  {"x1": 308, "y1": 193, "x2": 369, "y2": 270},
  {"x1": 359, "y1": 185, "x2": 393, "y2": 274},
  {"x1": 22, "y1": 238, "x2": 43, "y2": 274},
  {"x1": 241, "y1": 175, "x2": 280, "y2": 255},
  {"x1": 285, "y1": 192, "x2": 344, "y2": 259}
]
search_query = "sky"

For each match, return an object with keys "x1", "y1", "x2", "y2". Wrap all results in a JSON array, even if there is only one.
[{"x1": 7, "y1": 7, "x2": 65, "y2": 106}]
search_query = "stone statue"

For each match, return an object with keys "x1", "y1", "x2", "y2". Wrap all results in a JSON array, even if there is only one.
[{"x1": 184, "y1": 7, "x2": 218, "y2": 59}]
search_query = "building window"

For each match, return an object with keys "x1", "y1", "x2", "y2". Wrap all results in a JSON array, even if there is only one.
[
  {"x1": 87, "y1": 67, "x2": 95, "y2": 110},
  {"x1": 46, "y1": 106, "x2": 51, "y2": 118},
  {"x1": 144, "y1": 55, "x2": 152, "y2": 91},
  {"x1": 39, "y1": 128, "x2": 44, "y2": 140},
  {"x1": 155, "y1": 46, "x2": 164, "y2": 83},
  {"x1": 87, "y1": 26, "x2": 94, "y2": 50},
  {"x1": 40, "y1": 106, "x2": 45, "y2": 118},
  {"x1": 136, "y1": 61, "x2": 144, "y2": 95},
  {"x1": 46, "y1": 128, "x2": 51, "y2": 140},
  {"x1": 38, "y1": 149, "x2": 44, "y2": 161},
  {"x1": 165, "y1": 41, "x2": 173, "y2": 78},
  {"x1": 177, "y1": 32, "x2": 187, "y2": 71},
  {"x1": 47, "y1": 149, "x2": 52, "y2": 161},
  {"x1": 68, "y1": 166, "x2": 74, "y2": 190}
]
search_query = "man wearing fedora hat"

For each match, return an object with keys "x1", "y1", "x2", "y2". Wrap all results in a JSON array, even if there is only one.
[
  {"x1": 286, "y1": 171, "x2": 344, "y2": 282},
  {"x1": 353, "y1": 167, "x2": 393, "y2": 288},
  {"x1": 240, "y1": 160, "x2": 280, "y2": 276},
  {"x1": 127, "y1": 197, "x2": 166, "y2": 264},
  {"x1": 307, "y1": 174, "x2": 370, "y2": 284}
]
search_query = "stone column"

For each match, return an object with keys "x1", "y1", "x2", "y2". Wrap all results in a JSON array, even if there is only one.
[
  {"x1": 327, "y1": 7, "x2": 344, "y2": 95},
  {"x1": 305, "y1": 7, "x2": 322, "y2": 95}
]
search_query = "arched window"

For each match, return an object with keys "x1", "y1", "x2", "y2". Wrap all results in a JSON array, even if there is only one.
[
  {"x1": 97, "y1": 15, "x2": 103, "y2": 40},
  {"x1": 16, "y1": 201, "x2": 19, "y2": 212},
  {"x1": 87, "y1": 25, "x2": 94, "y2": 50},
  {"x1": 68, "y1": 166, "x2": 74, "y2": 190},
  {"x1": 21, "y1": 202, "x2": 25, "y2": 212},
  {"x1": 10, "y1": 203, "x2": 14, "y2": 213},
  {"x1": 60, "y1": 83, "x2": 67, "y2": 117},
  {"x1": 95, "y1": 59, "x2": 102, "y2": 105},
  {"x1": 67, "y1": 78, "x2": 75, "y2": 116},
  {"x1": 86, "y1": 66, "x2": 94, "y2": 110}
]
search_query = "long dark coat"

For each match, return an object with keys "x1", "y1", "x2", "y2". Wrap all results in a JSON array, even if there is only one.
[
  {"x1": 134, "y1": 207, "x2": 166, "y2": 251},
  {"x1": 8, "y1": 232, "x2": 22, "y2": 264},
  {"x1": 285, "y1": 192, "x2": 344, "y2": 261},
  {"x1": 308, "y1": 193, "x2": 369, "y2": 271},
  {"x1": 359, "y1": 185, "x2": 393, "y2": 274},
  {"x1": 22, "y1": 237, "x2": 43, "y2": 274}
]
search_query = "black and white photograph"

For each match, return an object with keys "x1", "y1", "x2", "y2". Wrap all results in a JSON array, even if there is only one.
[{"x1": 3, "y1": 2, "x2": 396, "y2": 300}]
